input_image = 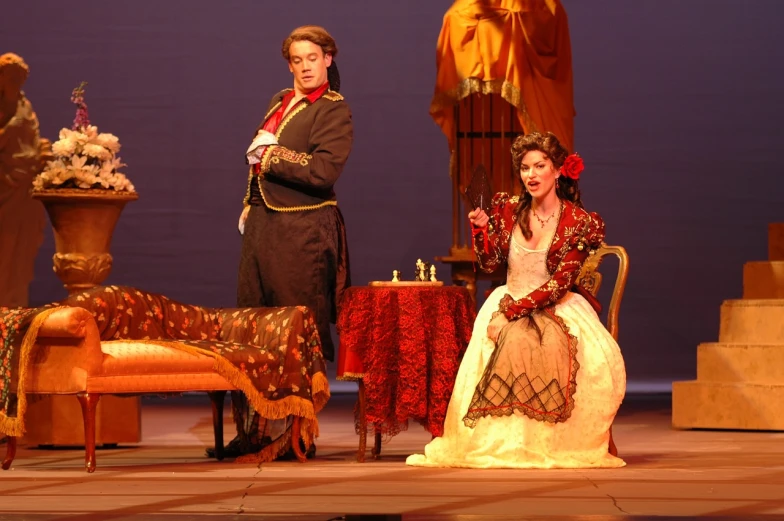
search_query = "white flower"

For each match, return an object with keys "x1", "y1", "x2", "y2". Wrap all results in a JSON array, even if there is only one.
[
  {"x1": 33, "y1": 124, "x2": 132, "y2": 192},
  {"x1": 70, "y1": 155, "x2": 88, "y2": 170},
  {"x1": 82, "y1": 143, "x2": 111, "y2": 160},
  {"x1": 58, "y1": 128, "x2": 88, "y2": 147},
  {"x1": 51, "y1": 139, "x2": 77, "y2": 157},
  {"x1": 93, "y1": 133, "x2": 120, "y2": 153},
  {"x1": 82, "y1": 125, "x2": 99, "y2": 139}
]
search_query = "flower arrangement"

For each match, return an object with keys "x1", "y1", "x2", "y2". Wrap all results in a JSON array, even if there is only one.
[{"x1": 32, "y1": 82, "x2": 135, "y2": 192}]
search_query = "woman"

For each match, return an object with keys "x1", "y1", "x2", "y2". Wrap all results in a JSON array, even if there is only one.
[{"x1": 406, "y1": 132, "x2": 626, "y2": 469}]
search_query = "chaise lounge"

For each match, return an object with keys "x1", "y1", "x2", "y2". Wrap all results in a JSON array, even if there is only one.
[{"x1": 1, "y1": 286, "x2": 330, "y2": 472}]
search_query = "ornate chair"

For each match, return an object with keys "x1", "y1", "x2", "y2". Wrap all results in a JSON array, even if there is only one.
[{"x1": 575, "y1": 242, "x2": 630, "y2": 456}]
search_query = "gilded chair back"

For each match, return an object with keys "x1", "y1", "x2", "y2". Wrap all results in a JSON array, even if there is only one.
[{"x1": 576, "y1": 243, "x2": 629, "y2": 341}]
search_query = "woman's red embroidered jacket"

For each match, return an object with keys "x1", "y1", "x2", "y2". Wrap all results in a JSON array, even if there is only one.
[{"x1": 472, "y1": 193, "x2": 606, "y2": 321}]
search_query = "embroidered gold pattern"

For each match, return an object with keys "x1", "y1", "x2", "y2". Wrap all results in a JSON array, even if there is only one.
[
  {"x1": 322, "y1": 90, "x2": 344, "y2": 102},
  {"x1": 270, "y1": 147, "x2": 311, "y2": 167},
  {"x1": 249, "y1": 89, "x2": 340, "y2": 212}
]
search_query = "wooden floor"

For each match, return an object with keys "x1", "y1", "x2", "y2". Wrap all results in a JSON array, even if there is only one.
[{"x1": 1, "y1": 392, "x2": 783, "y2": 520}]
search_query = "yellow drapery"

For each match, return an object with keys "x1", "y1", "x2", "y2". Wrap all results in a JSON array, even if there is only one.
[{"x1": 431, "y1": 0, "x2": 575, "y2": 155}]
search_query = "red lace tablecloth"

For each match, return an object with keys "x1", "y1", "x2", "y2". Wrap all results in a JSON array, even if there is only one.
[{"x1": 337, "y1": 285, "x2": 475, "y2": 437}]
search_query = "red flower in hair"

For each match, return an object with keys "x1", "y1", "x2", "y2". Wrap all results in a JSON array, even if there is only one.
[{"x1": 561, "y1": 153, "x2": 584, "y2": 180}]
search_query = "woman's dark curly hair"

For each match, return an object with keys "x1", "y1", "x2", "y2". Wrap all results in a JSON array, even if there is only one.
[{"x1": 511, "y1": 131, "x2": 582, "y2": 240}]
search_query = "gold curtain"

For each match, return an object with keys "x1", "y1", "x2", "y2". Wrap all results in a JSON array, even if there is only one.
[{"x1": 431, "y1": 0, "x2": 575, "y2": 156}]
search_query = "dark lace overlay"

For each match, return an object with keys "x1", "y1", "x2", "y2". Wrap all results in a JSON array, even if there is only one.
[{"x1": 463, "y1": 306, "x2": 579, "y2": 427}]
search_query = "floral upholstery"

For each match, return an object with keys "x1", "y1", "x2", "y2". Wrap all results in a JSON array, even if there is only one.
[{"x1": 2, "y1": 286, "x2": 329, "y2": 469}]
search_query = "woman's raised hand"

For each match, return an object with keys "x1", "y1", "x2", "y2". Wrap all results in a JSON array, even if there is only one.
[{"x1": 468, "y1": 207, "x2": 489, "y2": 228}]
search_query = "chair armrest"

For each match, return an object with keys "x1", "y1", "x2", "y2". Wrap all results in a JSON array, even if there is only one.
[
  {"x1": 23, "y1": 307, "x2": 104, "y2": 392},
  {"x1": 37, "y1": 307, "x2": 93, "y2": 339}
]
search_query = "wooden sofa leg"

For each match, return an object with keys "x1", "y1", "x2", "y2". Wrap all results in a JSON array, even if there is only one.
[
  {"x1": 290, "y1": 416, "x2": 306, "y2": 463},
  {"x1": 208, "y1": 391, "x2": 226, "y2": 461},
  {"x1": 77, "y1": 393, "x2": 101, "y2": 473},
  {"x1": 357, "y1": 379, "x2": 367, "y2": 463},
  {"x1": 2, "y1": 437, "x2": 17, "y2": 470}
]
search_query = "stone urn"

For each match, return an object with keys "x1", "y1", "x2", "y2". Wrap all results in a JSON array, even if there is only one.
[{"x1": 31, "y1": 188, "x2": 138, "y2": 294}]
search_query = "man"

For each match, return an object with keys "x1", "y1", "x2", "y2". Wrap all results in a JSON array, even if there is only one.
[
  {"x1": 220, "y1": 26, "x2": 352, "y2": 460},
  {"x1": 238, "y1": 25, "x2": 352, "y2": 363}
]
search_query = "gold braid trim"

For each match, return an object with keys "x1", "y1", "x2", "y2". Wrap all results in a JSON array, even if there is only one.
[
  {"x1": 263, "y1": 98, "x2": 285, "y2": 123},
  {"x1": 0, "y1": 307, "x2": 65, "y2": 437},
  {"x1": 242, "y1": 166, "x2": 254, "y2": 207},
  {"x1": 257, "y1": 146, "x2": 276, "y2": 175},
  {"x1": 322, "y1": 90, "x2": 344, "y2": 101},
  {"x1": 275, "y1": 102, "x2": 307, "y2": 140},
  {"x1": 431, "y1": 78, "x2": 537, "y2": 134},
  {"x1": 254, "y1": 94, "x2": 336, "y2": 212},
  {"x1": 257, "y1": 176, "x2": 337, "y2": 213}
]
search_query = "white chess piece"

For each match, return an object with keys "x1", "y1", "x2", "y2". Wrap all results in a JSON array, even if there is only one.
[
  {"x1": 430, "y1": 265, "x2": 437, "y2": 282},
  {"x1": 416, "y1": 259, "x2": 425, "y2": 281},
  {"x1": 392, "y1": 270, "x2": 400, "y2": 282}
]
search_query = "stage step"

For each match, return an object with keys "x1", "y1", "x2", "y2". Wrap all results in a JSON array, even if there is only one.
[
  {"x1": 769, "y1": 223, "x2": 784, "y2": 261},
  {"x1": 696, "y1": 343, "x2": 784, "y2": 384},
  {"x1": 672, "y1": 380, "x2": 784, "y2": 430},
  {"x1": 719, "y1": 299, "x2": 784, "y2": 343},
  {"x1": 743, "y1": 261, "x2": 784, "y2": 298}
]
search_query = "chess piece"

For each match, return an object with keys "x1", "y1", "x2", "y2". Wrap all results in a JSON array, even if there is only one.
[
  {"x1": 429, "y1": 265, "x2": 437, "y2": 282},
  {"x1": 415, "y1": 259, "x2": 426, "y2": 282},
  {"x1": 392, "y1": 270, "x2": 400, "y2": 282}
]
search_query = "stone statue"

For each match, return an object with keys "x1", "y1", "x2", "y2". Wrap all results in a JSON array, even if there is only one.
[{"x1": 0, "y1": 53, "x2": 48, "y2": 307}]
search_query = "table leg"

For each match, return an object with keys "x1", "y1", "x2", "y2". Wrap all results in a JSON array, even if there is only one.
[
  {"x1": 372, "y1": 431, "x2": 382, "y2": 460},
  {"x1": 357, "y1": 379, "x2": 367, "y2": 463}
]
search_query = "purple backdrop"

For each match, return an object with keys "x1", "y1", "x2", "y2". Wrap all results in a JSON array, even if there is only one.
[{"x1": 2, "y1": 0, "x2": 783, "y2": 389}]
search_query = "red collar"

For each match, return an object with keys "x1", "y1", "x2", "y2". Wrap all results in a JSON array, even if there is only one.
[{"x1": 281, "y1": 81, "x2": 330, "y2": 108}]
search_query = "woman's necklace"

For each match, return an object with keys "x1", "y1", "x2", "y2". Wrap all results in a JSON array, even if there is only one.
[{"x1": 531, "y1": 206, "x2": 556, "y2": 228}]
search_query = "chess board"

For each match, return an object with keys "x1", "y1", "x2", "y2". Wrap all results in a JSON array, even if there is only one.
[{"x1": 368, "y1": 281, "x2": 444, "y2": 287}]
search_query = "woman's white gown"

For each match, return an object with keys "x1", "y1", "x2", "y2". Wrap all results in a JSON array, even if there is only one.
[{"x1": 406, "y1": 235, "x2": 626, "y2": 469}]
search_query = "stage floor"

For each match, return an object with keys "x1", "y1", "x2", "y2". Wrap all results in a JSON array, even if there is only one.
[{"x1": 1, "y1": 393, "x2": 783, "y2": 520}]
